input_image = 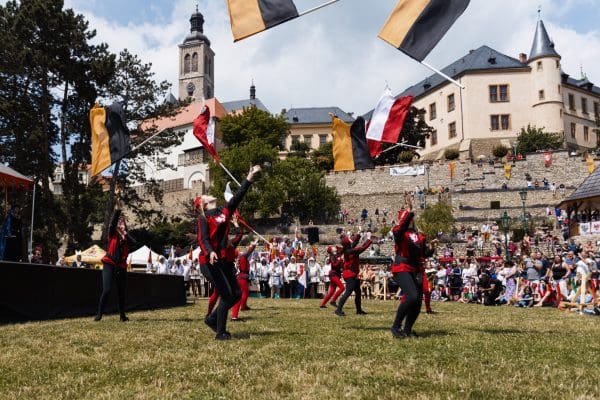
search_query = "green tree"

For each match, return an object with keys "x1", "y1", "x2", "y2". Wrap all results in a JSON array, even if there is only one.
[
  {"x1": 100, "y1": 49, "x2": 185, "y2": 241},
  {"x1": 311, "y1": 141, "x2": 334, "y2": 171},
  {"x1": 516, "y1": 124, "x2": 563, "y2": 154},
  {"x1": 416, "y1": 201, "x2": 455, "y2": 240},
  {"x1": 288, "y1": 139, "x2": 310, "y2": 158},
  {"x1": 219, "y1": 106, "x2": 289, "y2": 148}
]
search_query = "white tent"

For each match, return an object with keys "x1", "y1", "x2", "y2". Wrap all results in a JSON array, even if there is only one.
[
  {"x1": 174, "y1": 246, "x2": 201, "y2": 263},
  {"x1": 127, "y1": 245, "x2": 162, "y2": 266}
]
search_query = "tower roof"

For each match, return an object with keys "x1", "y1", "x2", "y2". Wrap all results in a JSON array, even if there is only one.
[
  {"x1": 528, "y1": 19, "x2": 559, "y2": 61},
  {"x1": 183, "y1": 9, "x2": 210, "y2": 45}
]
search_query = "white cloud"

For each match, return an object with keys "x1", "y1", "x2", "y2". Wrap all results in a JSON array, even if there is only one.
[{"x1": 7, "y1": 0, "x2": 600, "y2": 116}]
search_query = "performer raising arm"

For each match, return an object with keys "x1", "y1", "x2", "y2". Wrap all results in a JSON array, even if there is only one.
[
  {"x1": 335, "y1": 232, "x2": 372, "y2": 316},
  {"x1": 320, "y1": 246, "x2": 344, "y2": 308},
  {"x1": 198, "y1": 165, "x2": 261, "y2": 340},
  {"x1": 390, "y1": 210, "x2": 435, "y2": 338}
]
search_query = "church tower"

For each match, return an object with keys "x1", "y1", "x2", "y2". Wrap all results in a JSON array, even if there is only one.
[{"x1": 178, "y1": 7, "x2": 214, "y2": 102}]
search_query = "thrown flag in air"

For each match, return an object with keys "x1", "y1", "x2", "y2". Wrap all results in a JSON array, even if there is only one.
[
  {"x1": 193, "y1": 106, "x2": 220, "y2": 163},
  {"x1": 366, "y1": 89, "x2": 413, "y2": 144},
  {"x1": 89, "y1": 102, "x2": 132, "y2": 177},
  {"x1": 332, "y1": 117, "x2": 374, "y2": 172},
  {"x1": 227, "y1": 0, "x2": 299, "y2": 41},
  {"x1": 379, "y1": 0, "x2": 470, "y2": 61}
]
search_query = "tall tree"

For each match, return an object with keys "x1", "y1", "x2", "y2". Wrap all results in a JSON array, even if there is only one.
[
  {"x1": 100, "y1": 49, "x2": 185, "y2": 242},
  {"x1": 516, "y1": 124, "x2": 563, "y2": 154}
]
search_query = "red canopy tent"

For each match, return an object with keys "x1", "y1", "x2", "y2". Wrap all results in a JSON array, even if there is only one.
[
  {"x1": 1, "y1": 164, "x2": 35, "y2": 260},
  {"x1": 0, "y1": 164, "x2": 33, "y2": 189}
]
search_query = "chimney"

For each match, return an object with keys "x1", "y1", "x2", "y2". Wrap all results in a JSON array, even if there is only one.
[
  {"x1": 518, "y1": 53, "x2": 527, "y2": 63},
  {"x1": 281, "y1": 108, "x2": 287, "y2": 115}
]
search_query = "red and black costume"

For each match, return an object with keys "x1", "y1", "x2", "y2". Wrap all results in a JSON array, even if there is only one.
[
  {"x1": 198, "y1": 180, "x2": 253, "y2": 339},
  {"x1": 231, "y1": 240, "x2": 256, "y2": 320},
  {"x1": 95, "y1": 209, "x2": 131, "y2": 322},
  {"x1": 205, "y1": 228, "x2": 244, "y2": 317},
  {"x1": 320, "y1": 246, "x2": 344, "y2": 308},
  {"x1": 335, "y1": 235, "x2": 372, "y2": 316},
  {"x1": 390, "y1": 210, "x2": 433, "y2": 337}
]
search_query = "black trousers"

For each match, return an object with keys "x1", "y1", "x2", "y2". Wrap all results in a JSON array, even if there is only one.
[
  {"x1": 259, "y1": 280, "x2": 270, "y2": 298},
  {"x1": 97, "y1": 263, "x2": 127, "y2": 318},
  {"x1": 336, "y1": 277, "x2": 362, "y2": 313},
  {"x1": 204, "y1": 261, "x2": 241, "y2": 335},
  {"x1": 392, "y1": 272, "x2": 423, "y2": 333}
]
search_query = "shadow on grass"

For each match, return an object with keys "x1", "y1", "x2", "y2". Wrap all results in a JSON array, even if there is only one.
[
  {"x1": 350, "y1": 326, "x2": 452, "y2": 337},
  {"x1": 476, "y1": 327, "x2": 526, "y2": 335},
  {"x1": 232, "y1": 331, "x2": 280, "y2": 340},
  {"x1": 132, "y1": 317, "x2": 196, "y2": 323}
]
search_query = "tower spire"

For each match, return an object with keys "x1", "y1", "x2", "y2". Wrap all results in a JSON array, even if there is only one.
[{"x1": 528, "y1": 19, "x2": 559, "y2": 61}]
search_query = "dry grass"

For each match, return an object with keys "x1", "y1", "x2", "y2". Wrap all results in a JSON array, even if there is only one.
[{"x1": 0, "y1": 299, "x2": 599, "y2": 400}]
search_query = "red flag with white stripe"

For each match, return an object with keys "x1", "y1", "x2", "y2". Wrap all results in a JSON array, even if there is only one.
[
  {"x1": 366, "y1": 88, "x2": 413, "y2": 144},
  {"x1": 193, "y1": 106, "x2": 220, "y2": 163}
]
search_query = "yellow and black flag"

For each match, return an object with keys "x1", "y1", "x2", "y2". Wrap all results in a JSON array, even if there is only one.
[
  {"x1": 227, "y1": 0, "x2": 299, "y2": 42},
  {"x1": 379, "y1": 0, "x2": 470, "y2": 61},
  {"x1": 332, "y1": 117, "x2": 374, "y2": 172},
  {"x1": 89, "y1": 102, "x2": 131, "y2": 177}
]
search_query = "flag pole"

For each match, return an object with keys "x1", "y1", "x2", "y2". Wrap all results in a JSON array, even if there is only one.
[
  {"x1": 130, "y1": 128, "x2": 166, "y2": 153},
  {"x1": 421, "y1": 61, "x2": 465, "y2": 89},
  {"x1": 378, "y1": 142, "x2": 423, "y2": 155},
  {"x1": 298, "y1": 0, "x2": 342, "y2": 17},
  {"x1": 218, "y1": 162, "x2": 242, "y2": 187}
]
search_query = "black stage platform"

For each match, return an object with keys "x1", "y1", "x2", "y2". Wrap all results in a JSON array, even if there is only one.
[{"x1": 0, "y1": 262, "x2": 186, "y2": 323}]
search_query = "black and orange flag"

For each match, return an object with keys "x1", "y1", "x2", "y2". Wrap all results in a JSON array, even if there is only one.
[
  {"x1": 227, "y1": 0, "x2": 299, "y2": 42},
  {"x1": 332, "y1": 117, "x2": 374, "y2": 172},
  {"x1": 379, "y1": 0, "x2": 470, "y2": 61},
  {"x1": 90, "y1": 102, "x2": 131, "y2": 177}
]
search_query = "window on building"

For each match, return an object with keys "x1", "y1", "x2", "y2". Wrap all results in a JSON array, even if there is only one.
[
  {"x1": 558, "y1": 85, "x2": 561, "y2": 94},
  {"x1": 290, "y1": 135, "x2": 300, "y2": 149},
  {"x1": 156, "y1": 157, "x2": 168, "y2": 170},
  {"x1": 584, "y1": 126, "x2": 589, "y2": 142},
  {"x1": 429, "y1": 103, "x2": 437, "y2": 120},
  {"x1": 431, "y1": 130, "x2": 438, "y2": 146},
  {"x1": 489, "y1": 85, "x2": 509, "y2": 102},
  {"x1": 319, "y1": 135, "x2": 328, "y2": 146},
  {"x1": 191, "y1": 53, "x2": 198, "y2": 72},
  {"x1": 537, "y1": 61, "x2": 543, "y2": 71},
  {"x1": 447, "y1": 94, "x2": 455, "y2": 112},
  {"x1": 582, "y1": 98, "x2": 588, "y2": 115},
  {"x1": 538, "y1": 90, "x2": 545, "y2": 100},
  {"x1": 183, "y1": 54, "x2": 191, "y2": 74},
  {"x1": 448, "y1": 122, "x2": 457, "y2": 139},
  {"x1": 568, "y1": 94, "x2": 575, "y2": 110},
  {"x1": 595, "y1": 102, "x2": 600, "y2": 118},
  {"x1": 304, "y1": 135, "x2": 313, "y2": 147},
  {"x1": 556, "y1": 60, "x2": 560, "y2": 69},
  {"x1": 178, "y1": 149, "x2": 205, "y2": 167},
  {"x1": 570, "y1": 123, "x2": 576, "y2": 139},
  {"x1": 490, "y1": 114, "x2": 511, "y2": 130}
]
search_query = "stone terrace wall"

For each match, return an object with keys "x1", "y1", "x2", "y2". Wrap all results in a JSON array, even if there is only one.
[{"x1": 325, "y1": 151, "x2": 588, "y2": 196}]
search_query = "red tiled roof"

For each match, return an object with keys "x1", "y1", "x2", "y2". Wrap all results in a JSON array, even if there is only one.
[{"x1": 140, "y1": 98, "x2": 228, "y2": 133}]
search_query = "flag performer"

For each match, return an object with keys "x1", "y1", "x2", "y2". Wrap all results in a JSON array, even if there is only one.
[
  {"x1": 320, "y1": 246, "x2": 344, "y2": 308},
  {"x1": 390, "y1": 209, "x2": 436, "y2": 338},
  {"x1": 197, "y1": 165, "x2": 261, "y2": 340},
  {"x1": 231, "y1": 238, "x2": 259, "y2": 321},
  {"x1": 335, "y1": 232, "x2": 372, "y2": 316}
]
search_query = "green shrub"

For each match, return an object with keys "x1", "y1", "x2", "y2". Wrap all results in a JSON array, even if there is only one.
[
  {"x1": 398, "y1": 151, "x2": 415, "y2": 163},
  {"x1": 444, "y1": 148, "x2": 459, "y2": 160},
  {"x1": 492, "y1": 145, "x2": 509, "y2": 158}
]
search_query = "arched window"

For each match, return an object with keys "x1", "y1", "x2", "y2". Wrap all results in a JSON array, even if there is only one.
[
  {"x1": 204, "y1": 55, "x2": 209, "y2": 74},
  {"x1": 184, "y1": 54, "x2": 191, "y2": 74},
  {"x1": 191, "y1": 53, "x2": 198, "y2": 72}
]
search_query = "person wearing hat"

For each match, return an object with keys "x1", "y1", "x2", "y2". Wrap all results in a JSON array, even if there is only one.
[
  {"x1": 390, "y1": 209, "x2": 435, "y2": 338},
  {"x1": 197, "y1": 165, "x2": 261, "y2": 340},
  {"x1": 95, "y1": 205, "x2": 133, "y2": 322},
  {"x1": 320, "y1": 246, "x2": 344, "y2": 308},
  {"x1": 335, "y1": 232, "x2": 372, "y2": 316}
]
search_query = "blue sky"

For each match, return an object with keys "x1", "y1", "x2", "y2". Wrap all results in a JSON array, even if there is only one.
[{"x1": 3, "y1": 0, "x2": 600, "y2": 115}]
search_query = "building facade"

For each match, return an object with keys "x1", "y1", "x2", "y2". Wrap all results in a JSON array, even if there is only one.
[{"x1": 380, "y1": 19, "x2": 599, "y2": 159}]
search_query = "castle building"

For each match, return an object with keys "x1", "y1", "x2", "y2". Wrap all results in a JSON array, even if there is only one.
[{"x1": 371, "y1": 19, "x2": 599, "y2": 159}]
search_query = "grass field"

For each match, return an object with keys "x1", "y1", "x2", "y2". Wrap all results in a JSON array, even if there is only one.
[{"x1": 0, "y1": 298, "x2": 599, "y2": 400}]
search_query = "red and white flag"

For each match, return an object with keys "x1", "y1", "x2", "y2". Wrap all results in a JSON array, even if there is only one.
[
  {"x1": 193, "y1": 106, "x2": 220, "y2": 163},
  {"x1": 366, "y1": 88, "x2": 413, "y2": 144}
]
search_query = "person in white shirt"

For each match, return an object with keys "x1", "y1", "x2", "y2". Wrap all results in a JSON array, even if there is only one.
[
  {"x1": 269, "y1": 259, "x2": 283, "y2": 299},
  {"x1": 321, "y1": 258, "x2": 331, "y2": 293},
  {"x1": 155, "y1": 256, "x2": 169, "y2": 275},
  {"x1": 172, "y1": 259, "x2": 184, "y2": 276},
  {"x1": 190, "y1": 260, "x2": 200, "y2": 296},
  {"x1": 307, "y1": 257, "x2": 322, "y2": 299},
  {"x1": 462, "y1": 258, "x2": 479, "y2": 285},
  {"x1": 286, "y1": 256, "x2": 299, "y2": 299},
  {"x1": 258, "y1": 258, "x2": 270, "y2": 298}
]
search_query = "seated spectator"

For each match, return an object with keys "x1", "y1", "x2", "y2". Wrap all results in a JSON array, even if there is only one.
[
  {"x1": 478, "y1": 274, "x2": 503, "y2": 306},
  {"x1": 431, "y1": 285, "x2": 447, "y2": 302},
  {"x1": 515, "y1": 285, "x2": 534, "y2": 307},
  {"x1": 534, "y1": 279, "x2": 556, "y2": 307}
]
